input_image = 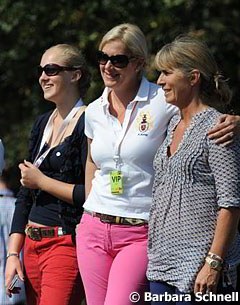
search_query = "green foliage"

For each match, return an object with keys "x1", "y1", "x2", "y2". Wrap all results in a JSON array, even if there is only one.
[{"x1": 0, "y1": 0, "x2": 239, "y2": 188}]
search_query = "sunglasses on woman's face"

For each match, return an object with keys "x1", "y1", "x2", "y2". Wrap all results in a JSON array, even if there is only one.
[
  {"x1": 96, "y1": 51, "x2": 134, "y2": 69},
  {"x1": 37, "y1": 64, "x2": 80, "y2": 77}
]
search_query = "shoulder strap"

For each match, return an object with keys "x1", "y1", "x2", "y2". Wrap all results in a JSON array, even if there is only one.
[{"x1": 61, "y1": 105, "x2": 86, "y2": 141}]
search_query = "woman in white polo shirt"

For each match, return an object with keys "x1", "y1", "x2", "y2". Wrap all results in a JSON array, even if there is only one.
[{"x1": 76, "y1": 24, "x2": 239, "y2": 305}]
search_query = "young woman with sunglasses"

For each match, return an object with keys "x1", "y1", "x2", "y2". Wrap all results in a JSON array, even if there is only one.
[
  {"x1": 76, "y1": 23, "x2": 239, "y2": 305},
  {"x1": 5, "y1": 44, "x2": 90, "y2": 305}
]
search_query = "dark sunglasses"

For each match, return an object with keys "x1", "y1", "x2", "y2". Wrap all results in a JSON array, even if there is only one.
[
  {"x1": 96, "y1": 51, "x2": 134, "y2": 68},
  {"x1": 37, "y1": 64, "x2": 80, "y2": 77}
]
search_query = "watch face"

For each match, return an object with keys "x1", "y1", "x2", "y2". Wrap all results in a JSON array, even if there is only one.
[
  {"x1": 211, "y1": 260, "x2": 218, "y2": 268},
  {"x1": 206, "y1": 256, "x2": 222, "y2": 270}
]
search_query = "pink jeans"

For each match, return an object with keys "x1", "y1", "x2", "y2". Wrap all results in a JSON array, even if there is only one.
[{"x1": 76, "y1": 213, "x2": 149, "y2": 305}]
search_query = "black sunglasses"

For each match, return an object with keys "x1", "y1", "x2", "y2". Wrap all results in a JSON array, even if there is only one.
[
  {"x1": 37, "y1": 64, "x2": 80, "y2": 77},
  {"x1": 96, "y1": 51, "x2": 134, "y2": 68}
]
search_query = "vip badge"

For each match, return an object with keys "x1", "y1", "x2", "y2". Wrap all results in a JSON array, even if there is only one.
[{"x1": 110, "y1": 170, "x2": 124, "y2": 194}]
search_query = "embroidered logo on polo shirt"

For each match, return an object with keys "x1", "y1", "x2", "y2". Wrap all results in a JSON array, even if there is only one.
[{"x1": 136, "y1": 111, "x2": 153, "y2": 135}]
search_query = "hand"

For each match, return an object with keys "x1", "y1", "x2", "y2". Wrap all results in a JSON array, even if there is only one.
[
  {"x1": 5, "y1": 256, "x2": 24, "y2": 297},
  {"x1": 208, "y1": 114, "x2": 240, "y2": 146},
  {"x1": 194, "y1": 263, "x2": 221, "y2": 294},
  {"x1": 19, "y1": 160, "x2": 46, "y2": 189}
]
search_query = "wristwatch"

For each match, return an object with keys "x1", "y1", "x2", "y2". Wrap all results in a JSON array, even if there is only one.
[{"x1": 205, "y1": 256, "x2": 223, "y2": 271}]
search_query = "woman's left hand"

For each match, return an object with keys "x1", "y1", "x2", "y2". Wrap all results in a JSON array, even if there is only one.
[
  {"x1": 194, "y1": 263, "x2": 221, "y2": 294},
  {"x1": 208, "y1": 114, "x2": 240, "y2": 146},
  {"x1": 19, "y1": 160, "x2": 46, "y2": 189}
]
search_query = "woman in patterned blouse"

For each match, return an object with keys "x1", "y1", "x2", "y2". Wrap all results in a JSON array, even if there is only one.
[{"x1": 147, "y1": 36, "x2": 240, "y2": 304}]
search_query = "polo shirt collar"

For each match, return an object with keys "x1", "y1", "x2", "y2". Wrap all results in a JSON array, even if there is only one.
[
  {"x1": 100, "y1": 76, "x2": 151, "y2": 110},
  {"x1": 133, "y1": 76, "x2": 150, "y2": 102}
]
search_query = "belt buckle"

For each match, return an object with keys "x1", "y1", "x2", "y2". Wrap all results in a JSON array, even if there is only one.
[{"x1": 29, "y1": 227, "x2": 42, "y2": 241}]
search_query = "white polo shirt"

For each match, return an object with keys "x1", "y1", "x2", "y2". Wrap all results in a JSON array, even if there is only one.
[{"x1": 84, "y1": 77, "x2": 177, "y2": 220}]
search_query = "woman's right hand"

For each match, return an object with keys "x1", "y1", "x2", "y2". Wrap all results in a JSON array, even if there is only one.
[
  {"x1": 5, "y1": 255, "x2": 24, "y2": 296},
  {"x1": 19, "y1": 160, "x2": 46, "y2": 189},
  {"x1": 194, "y1": 262, "x2": 220, "y2": 294}
]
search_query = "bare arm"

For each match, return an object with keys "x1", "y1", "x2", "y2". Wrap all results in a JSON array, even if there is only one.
[
  {"x1": 19, "y1": 160, "x2": 75, "y2": 204},
  {"x1": 85, "y1": 138, "x2": 98, "y2": 198},
  {"x1": 5, "y1": 233, "x2": 25, "y2": 295},
  {"x1": 38, "y1": 175, "x2": 75, "y2": 204},
  {"x1": 208, "y1": 114, "x2": 240, "y2": 146}
]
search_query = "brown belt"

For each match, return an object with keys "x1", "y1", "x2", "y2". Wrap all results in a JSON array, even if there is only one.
[
  {"x1": 25, "y1": 225, "x2": 67, "y2": 241},
  {"x1": 84, "y1": 210, "x2": 147, "y2": 226}
]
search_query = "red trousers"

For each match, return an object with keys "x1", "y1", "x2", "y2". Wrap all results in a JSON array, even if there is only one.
[{"x1": 24, "y1": 234, "x2": 85, "y2": 305}]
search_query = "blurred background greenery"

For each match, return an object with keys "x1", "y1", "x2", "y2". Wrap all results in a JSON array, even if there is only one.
[{"x1": 0, "y1": 0, "x2": 239, "y2": 192}]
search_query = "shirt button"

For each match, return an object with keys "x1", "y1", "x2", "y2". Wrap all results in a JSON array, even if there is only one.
[{"x1": 56, "y1": 152, "x2": 61, "y2": 157}]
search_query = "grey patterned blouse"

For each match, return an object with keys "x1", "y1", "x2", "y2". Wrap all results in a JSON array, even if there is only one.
[{"x1": 147, "y1": 107, "x2": 240, "y2": 293}]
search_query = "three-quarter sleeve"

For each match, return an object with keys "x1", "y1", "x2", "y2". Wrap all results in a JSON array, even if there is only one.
[
  {"x1": 208, "y1": 136, "x2": 240, "y2": 208},
  {"x1": 72, "y1": 184, "x2": 85, "y2": 206},
  {"x1": 10, "y1": 187, "x2": 33, "y2": 234}
]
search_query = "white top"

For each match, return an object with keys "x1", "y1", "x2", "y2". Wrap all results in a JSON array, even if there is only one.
[
  {"x1": 0, "y1": 140, "x2": 4, "y2": 175},
  {"x1": 84, "y1": 77, "x2": 177, "y2": 220}
]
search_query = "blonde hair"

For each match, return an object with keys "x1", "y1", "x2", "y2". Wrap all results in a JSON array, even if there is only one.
[
  {"x1": 99, "y1": 23, "x2": 148, "y2": 72},
  {"x1": 46, "y1": 44, "x2": 91, "y2": 98},
  {"x1": 155, "y1": 36, "x2": 232, "y2": 107}
]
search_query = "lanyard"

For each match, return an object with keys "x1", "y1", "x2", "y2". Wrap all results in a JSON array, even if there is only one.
[
  {"x1": 112, "y1": 101, "x2": 138, "y2": 169},
  {"x1": 34, "y1": 99, "x2": 84, "y2": 168}
]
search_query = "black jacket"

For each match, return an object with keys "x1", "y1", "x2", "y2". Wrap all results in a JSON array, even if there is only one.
[{"x1": 11, "y1": 110, "x2": 87, "y2": 235}]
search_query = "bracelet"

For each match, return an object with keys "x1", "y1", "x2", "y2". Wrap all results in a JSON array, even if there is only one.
[
  {"x1": 208, "y1": 252, "x2": 224, "y2": 263},
  {"x1": 6, "y1": 252, "x2": 19, "y2": 259}
]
